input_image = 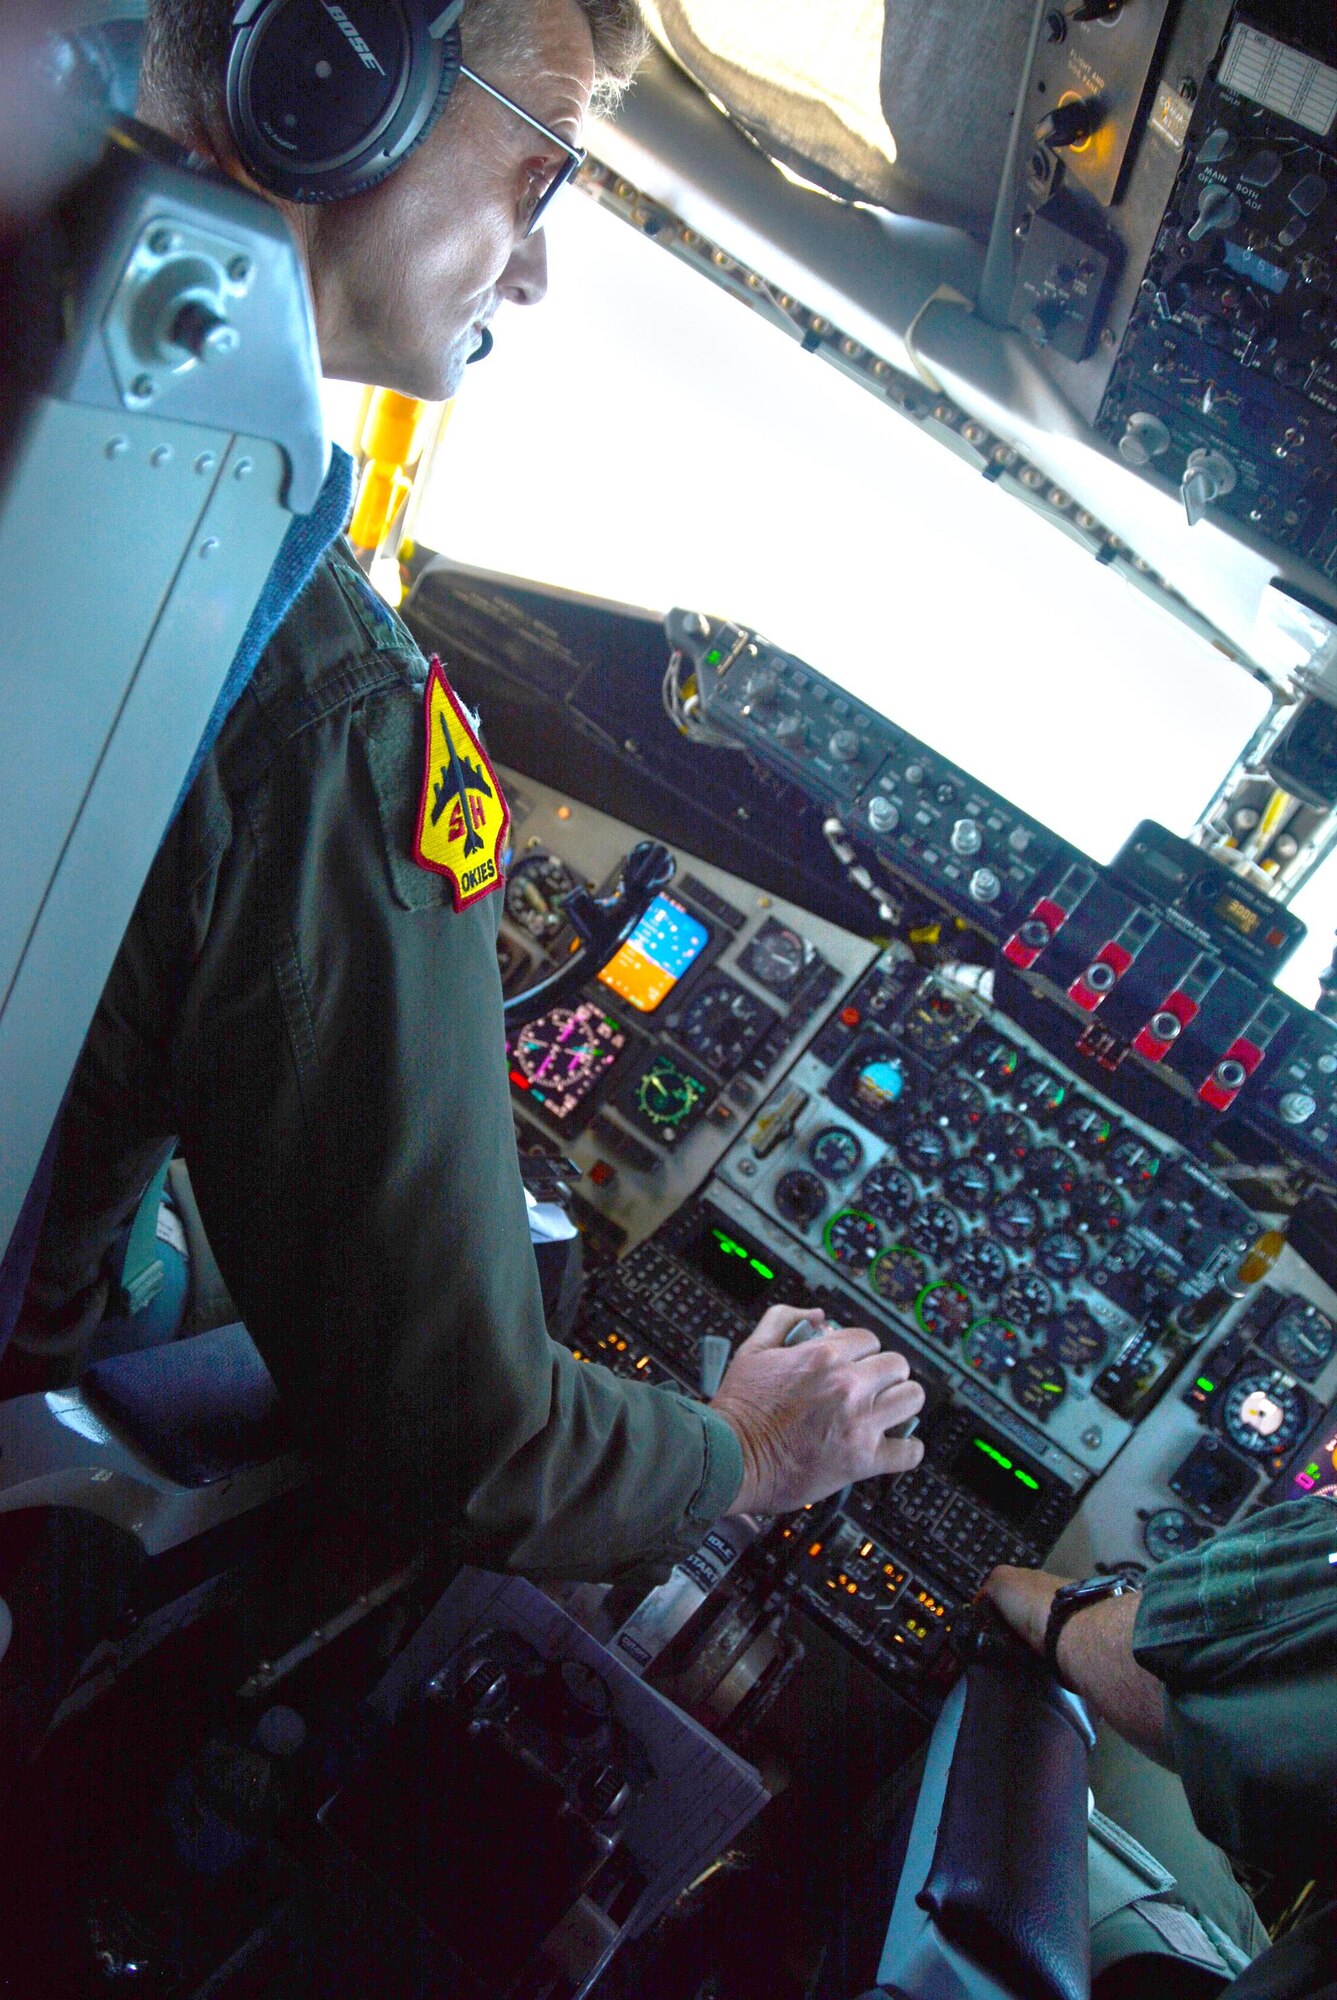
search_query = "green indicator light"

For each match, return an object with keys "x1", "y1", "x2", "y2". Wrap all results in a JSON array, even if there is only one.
[
  {"x1": 1196, "y1": 1377, "x2": 1215, "y2": 1394},
  {"x1": 750, "y1": 1259, "x2": 775, "y2": 1280},
  {"x1": 714, "y1": 1231, "x2": 748, "y2": 1260},
  {"x1": 1014, "y1": 1470, "x2": 1040, "y2": 1491},
  {"x1": 974, "y1": 1439, "x2": 1012, "y2": 1471},
  {"x1": 1042, "y1": 1382, "x2": 1062, "y2": 1395},
  {"x1": 705, "y1": 648, "x2": 723, "y2": 665}
]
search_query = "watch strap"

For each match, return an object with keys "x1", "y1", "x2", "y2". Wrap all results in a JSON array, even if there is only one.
[{"x1": 1043, "y1": 1573, "x2": 1136, "y2": 1685}]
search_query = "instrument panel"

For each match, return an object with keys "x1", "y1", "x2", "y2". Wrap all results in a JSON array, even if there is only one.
[
  {"x1": 716, "y1": 958, "x2": 1258, "y2": 1476},
  {"x1": 497, "y1": 772, "x2": 878, "y2": 1250},
  {"x1": 497, "y1": 736, "x2": 1336, "y2": 1701}
]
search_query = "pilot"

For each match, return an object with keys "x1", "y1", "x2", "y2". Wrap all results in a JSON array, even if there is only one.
[
  {"x1": 982, "y1": 1496, "x2": 1337, "y2": 1996},
  {"x1": 12, "y1": 0, "x2": 925, "y2": 1577}
]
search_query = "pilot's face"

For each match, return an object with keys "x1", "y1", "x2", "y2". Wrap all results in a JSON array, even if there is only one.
[{"x1": 302, "y1": 0, "x2": 595, "y2": 401}]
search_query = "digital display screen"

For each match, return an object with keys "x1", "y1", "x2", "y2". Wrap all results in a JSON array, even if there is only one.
[
  {"x1": 685, "y1": 1207, "x2": 800, "y2": 1311},
  {"x1": 597, "y1": 894, "x2": 710, "y2": 1013},
  {"x1": 506, "y1": 999, "x2": 627, "y2": 1127},
  {"x1": 951, "y1": 1432, "x2": 1047, "y2": 1527},
  {"x1": 1285, "y1": 1424, "x2": 1337, "y2": 1503},
  {"x1": 1215, "y1": 892, "x2": 1261, "y2": 938}
]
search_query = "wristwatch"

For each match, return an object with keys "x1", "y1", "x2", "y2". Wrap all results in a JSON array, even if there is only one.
[{"x1": 1043, "y1": 1571, "x2": 1140, "y2": 1686}]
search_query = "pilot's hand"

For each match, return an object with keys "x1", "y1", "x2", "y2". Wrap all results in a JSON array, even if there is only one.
[
  {"x1": 710, "y1": 1303, "x2": 925, "y2": 1516},
  {"x1": 977, "y1": 1564, "x2": 1069, "y2": 1655}
]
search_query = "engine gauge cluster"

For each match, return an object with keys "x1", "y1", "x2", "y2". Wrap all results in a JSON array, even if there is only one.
[{"x1": 722, "y1": 964, "x2": 1259, "y2": 1467}]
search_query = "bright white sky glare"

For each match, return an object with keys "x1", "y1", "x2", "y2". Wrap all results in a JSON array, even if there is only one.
[{"x1": 323, "y1": 186, "x2": 1333, "y2": 1010}]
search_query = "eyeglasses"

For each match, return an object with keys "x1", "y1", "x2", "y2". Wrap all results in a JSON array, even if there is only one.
[{"x1": 457, "y1": 63, "x2": 587, "y2": 238}]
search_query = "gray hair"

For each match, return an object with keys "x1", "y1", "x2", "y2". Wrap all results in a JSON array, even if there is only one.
[{"x1": 139, "y1": 0, "x2": 648, "y2": 146}]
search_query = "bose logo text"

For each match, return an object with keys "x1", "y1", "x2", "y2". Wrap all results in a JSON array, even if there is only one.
[{"x1": 321, "y1": 3, "x2": 386, "y2": 73}]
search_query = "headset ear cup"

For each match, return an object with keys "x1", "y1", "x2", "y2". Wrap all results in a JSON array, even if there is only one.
[
  {"x1": 226, "y1": 2, "x2": 461, "y2": 205},
  {"x1": 302, "y1": 24, "x2": 461, "y2": 203}
]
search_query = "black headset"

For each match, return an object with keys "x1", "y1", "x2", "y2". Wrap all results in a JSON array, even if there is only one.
[{"x1": 226, "y1": 0, "x2": 465, "y2": 203}]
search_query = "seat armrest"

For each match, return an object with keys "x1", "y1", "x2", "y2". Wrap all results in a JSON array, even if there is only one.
[
  {"x1": 915, "y1": 1658, "x2": 1091, "y2": 2000},
  {"x1": 83, "y1": 1321, "x2": 286, "y2": 1488}
]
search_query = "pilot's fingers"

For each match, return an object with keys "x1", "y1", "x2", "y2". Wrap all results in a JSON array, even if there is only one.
[
  {"x1": 872, "y1": 1429, "x2": 926, "y2": 1476},
  {"x1": 736, "y1": 1303, "x2": 827, "y2": 1351}
]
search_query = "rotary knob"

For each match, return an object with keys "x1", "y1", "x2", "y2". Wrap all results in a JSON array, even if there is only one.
[
  {"x1": 1278, "y1": 1089, "x2": 1317, "y2": 1126},
  {"x1": 774, "y1": 712, "x2": 808, "y2": 747},
  {"x1": 1035, "y1": 98, "x2": 1097, "y2": 150},
  {"x1": 1118, "y1": 413, "x2": 1172, "y2": 466},
  {"x1": 742, "y1": 668, "x2": 778, "y2": 708},
  {"x1": 1181, "y1": 448, "x2": 1237, "y2": 527},
  {"x1": 828, "y1": 728, "x2": 863, "y2": 763},
  {"x1": 1187, "y1": 183, "x2": 1242, "y2": 243},
  {"x1": 950, "y1": 817, "x2": 983, "y2": 857},
  {"x1": 969, "y1": 868, "x2": 1002, "y2": 905},
  {"x1": 867, "y1": 795, "x2": 900, "y2": 835}
]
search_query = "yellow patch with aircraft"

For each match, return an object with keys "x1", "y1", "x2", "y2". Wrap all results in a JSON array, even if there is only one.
[{"x1": 411, "y1": 657, "x2": 509, "y2": 910}]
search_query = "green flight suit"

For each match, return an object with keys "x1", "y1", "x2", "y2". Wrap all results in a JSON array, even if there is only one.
[
  {"x1": 1132, "y1": 1496, "x2": 1337, "y2": 2000},
  {"x1": 21, "y1": 545, "x2": 743, "y2": 1578}
]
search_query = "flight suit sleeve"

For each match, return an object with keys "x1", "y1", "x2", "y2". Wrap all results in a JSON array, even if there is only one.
[
  {"x1": 1131, "y1": 1497, "x2": 1337, "y2": 1877},
  {"x1": 169, "y1": 637, "x2": 742, "y2": 1580}
]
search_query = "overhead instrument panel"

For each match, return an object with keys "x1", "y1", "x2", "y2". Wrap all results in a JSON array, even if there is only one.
[
  {"x1": 1096, "y1": 11, "x2": 1337, "y2": 571},
  {"x1": 496, "y1": 771, "x2": 878, "y2": 1252}
]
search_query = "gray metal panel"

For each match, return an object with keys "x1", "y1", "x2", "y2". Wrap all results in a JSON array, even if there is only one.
[
  {"x1": 0, "y1": 420, "x2": 290, "y2": 1263},
  {"x1": 0, "y1": 398, "x2": 229, "y2": 1010}
]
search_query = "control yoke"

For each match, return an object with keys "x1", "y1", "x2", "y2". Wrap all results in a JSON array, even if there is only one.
[{"x1": 502, "y1": 840, "x2": 676, "y2": 1028}]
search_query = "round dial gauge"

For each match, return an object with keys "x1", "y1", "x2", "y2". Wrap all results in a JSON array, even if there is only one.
[
  {"x1": 944, "y1": 1157, "x2": 996, "y2": 1212},
  {"x1": 627, "y1": 1057, "x2": 708, "y2": 1140},
  {"x1": 1010, "y1": 1356, "x2": 1067, "y2": 1419},
  {"x1": 1060, "y1": 1100, "x2": 1115, "y2": 1156},
  {"x1": 1036, "y1": 1229, "x2": 1087, "y2": 1282},
  {"x1": 844, "y1": 1049, "x2": 912, "y2": 1128},
  {"x1": 1263, "y1": 1301, "x2": 1337, "y2": 1380},
  {"x1": 962, "y1": 1317, "x2": 1019, "y2": 1381},
  {"x1": 1015, "y1": 1065, "x2": 1067, "y2": 1120},
  {"x1": 929, "y1": 1075, "x2": 987, "y2": 1138},
  {"x1": 1069, "y1": 1181, "x2": 1127, "y2": 1240},
  {"x1": 505, "y1": 852, "x2": 576, "y2": 941},
  {"x1": 916, "y1": 1281, "x2": 973, "y2": 1345},
  {"x1": 871, "y1": 1245, "x2": 929, "y2": 1308},
  {"x1": 972, "y1": 1035, "x2": 1021, "y2": 1087},
  {"x1": 902, "y1": 988, "x2": 973, "y2": 1059},
  {"x1": 1142, "y1": 1507, "x2": 1209, "y2": 1565},
  {"x1": 775, "y1": 1169, "x2": 827, "y2": 1227},
  {"x1": 1220, "y1": 1368, "x2": 1309, "y2": 1458},
  {"x1": 808, "y1": 1125, "x2": 865, "y2": 1182},
  {"x1": 823, "y1": 1208, "x2": 883, "y2": 1272},
  {"x1": 858, "y1": 1161, "x2": 917, "y2": 1224},
  {"x1": 977, "y1": 1112, "x2": 1031, "y2": 1168},
  {"x1": 1106, "y1": 1136, "x2": 1162, "y2": 1192},
  {"x1": 740, "y1": 920, "x2": 807, "y2": 994},
  {"x1": 1024, "y1": 1147, "x2": 1080, "y2": 1202},
  {"x1": 899, "y1": 1124, "x2": 949, "y2": 1177},
  {"x1": 955, "y1": 1236, "x2": 1008, "y2": 1297},
  {"x1": 907, "y1": 1200, "x2": 962, "y2": 1261},
  {"x1": 998, "y1": 1272, "x2": 1054, "y2": 1330},
  {"x1": 1048, "y1": 1303, "x2": 1106, "y2": 1369},
  {"x1": 988, "y1": 1191, "x2": 1041, "y2": 1247},
  {"x1": 676, "y1": 976, "x2": 776, "y2": 1077}
]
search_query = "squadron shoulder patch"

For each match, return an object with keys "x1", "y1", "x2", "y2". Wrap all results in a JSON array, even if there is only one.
[{"x1": 411, "y1": 657, "x2": 509, "y2": 909}]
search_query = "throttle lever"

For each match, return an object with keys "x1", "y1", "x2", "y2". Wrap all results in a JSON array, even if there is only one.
[{"x1": 502, "y1": 840, "x2": 676, "y2": 1029}]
